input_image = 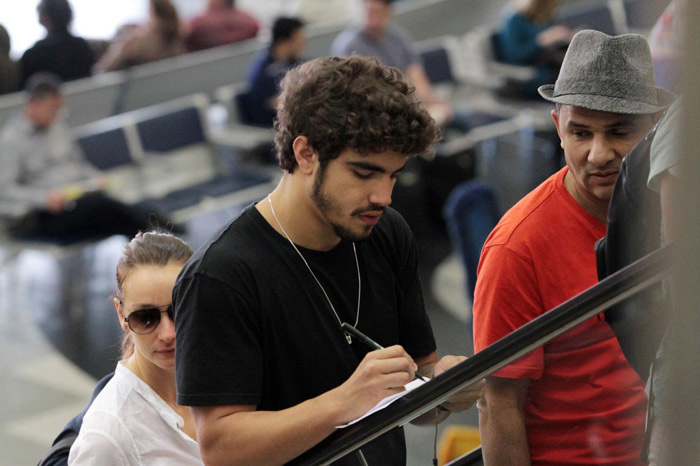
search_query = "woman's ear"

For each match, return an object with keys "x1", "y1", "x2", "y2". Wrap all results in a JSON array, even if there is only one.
[
  {"x1": 114, "y1": 297, "x2": 128, "y2": 332},
  {"x1": 292, "y1": 136, "x2": 317, "y2": 175}
]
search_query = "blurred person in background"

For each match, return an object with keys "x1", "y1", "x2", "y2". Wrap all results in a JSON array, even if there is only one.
[
  {"x1": 185, "y1": 0, "x2": 259, "y2": 52},
  {"x1": 19, "y1": 0, "x2": 94, "y2": 87},
  {"x1": 0, "y1": 24, "x2": 19, "y2": 95},
  {"x1": 0, "y1": 73, "x2": 175, "y2": 243},
  {"x1": 243, "y1": 16, "x2": 306, "y2": 128},
  {"x1": 94, "y1": 0, "x2": 184, "y2": 73},
  {"x1": 331, "y1": 0, "x2": 467, "y2": 131},
  {"x1": 495, "y1": 0, "x2": 574, "y2": 98}
]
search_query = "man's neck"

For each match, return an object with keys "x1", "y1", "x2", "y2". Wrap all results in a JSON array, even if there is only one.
[
  {"x1": 563, "y1": 170, "x2": 608, "y2": 223},
  {"x1": 271, "y1": 45, "x2": 292, "y2": 62},
  {"x1": 256, "y1": 176, "x2": 341, "y2": 251}
]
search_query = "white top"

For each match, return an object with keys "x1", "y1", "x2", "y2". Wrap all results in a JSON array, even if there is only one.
[
  {"x1": 68, "y1": 362, "x2": 203, "y2": 466},
  {"x1": 648, "y1": 98, "x2": 682, "y2": 193}
]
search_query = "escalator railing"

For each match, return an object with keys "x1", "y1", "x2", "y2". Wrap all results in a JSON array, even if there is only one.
[{"x1": 288, "y1": 245, "x2": 675, "y2": 466}]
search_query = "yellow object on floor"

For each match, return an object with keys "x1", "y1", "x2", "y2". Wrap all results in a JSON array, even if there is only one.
[{"x1": 438, "y1": 425, "x2": 481, "y2": 465}]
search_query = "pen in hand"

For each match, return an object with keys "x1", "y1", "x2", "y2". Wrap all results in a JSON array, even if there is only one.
[{"x1": 341, "y1": 323, "x2": 429, "y2": 382}]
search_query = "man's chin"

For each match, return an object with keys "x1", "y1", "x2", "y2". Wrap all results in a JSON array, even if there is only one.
[
  {"x1": 333, "y1": 223, "x2": 373, "y2": 242},
  {"x1": 593, "y1": 188, "x2": 614, "y2": 203}
]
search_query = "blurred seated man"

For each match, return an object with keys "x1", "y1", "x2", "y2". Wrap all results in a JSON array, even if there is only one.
[
  {"x1": 331, "y1": 0, "x2": 465, "y2": 131},
  {"x1": 0, "y1": 73, "x2": 175, "y2": 243},
  {"x1": 19, "y1": 0, "x2": 94, "y2": 88},
  {"x1": 185, "y1": 0, "x2": 259, "y2": 52},
  {"x1": 243, "y1": 17, "x2": 306, "y2": 128}
]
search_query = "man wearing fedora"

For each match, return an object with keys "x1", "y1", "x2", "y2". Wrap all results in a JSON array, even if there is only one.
[{"x1": 472, "y1": 30, "x2": 675, "y2": 465}]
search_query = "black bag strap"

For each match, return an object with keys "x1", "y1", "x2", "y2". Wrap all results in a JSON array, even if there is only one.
[{"x1": 36, "y1": 432, "x2": 77, "y2": 466}]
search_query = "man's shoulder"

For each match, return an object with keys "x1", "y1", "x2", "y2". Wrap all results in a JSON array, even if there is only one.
[
  {"x1": 248, "y1": 50, "x2": 274, "y2": 78},
  {"x1": 248, "y1": 48, "x2": 269, "y2": 68},
  {"x1": 0, "y1": 115, "x2": 30, "y2": 143},
  {"x1": 63, "y1": 33, "x2": 91, "y2": 48},
  {"x1": 332, "y1": 26, "x2": 366, "y2": 56},
  {"x1": 385, "y1": 23, "x2": 413, "y2": 44},
  {"x1": 486, "y1": 169, "x2": 565, "y2": 248},
  {"x1": 20, "y1": 41, "x2": 44, "y2": 61},
  {"x1": 181, "y1": 206, "x2": 259, "y2": 274}
]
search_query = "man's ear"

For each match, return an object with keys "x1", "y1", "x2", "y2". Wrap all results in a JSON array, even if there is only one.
[
  {"x1": 551, "y1": 109, "x2": 564, "y2": 149},
  {"x1": 114, "y1": 297, "x2": 128, "y2": 332},
  {"x1": 292, "y1": 136, "x2": 317, "y2": 174}
]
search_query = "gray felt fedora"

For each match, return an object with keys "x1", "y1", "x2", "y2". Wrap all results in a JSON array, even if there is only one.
[{"x1": 538, "y1": 29, "x2": 675, "y2": 114}]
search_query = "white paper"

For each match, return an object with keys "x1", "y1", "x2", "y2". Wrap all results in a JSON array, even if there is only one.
[{"x1": 336, "y1": 378, "x2": 427, "y2": 428}]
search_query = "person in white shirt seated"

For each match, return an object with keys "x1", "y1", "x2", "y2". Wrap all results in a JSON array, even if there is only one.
[{"x1": 68, "y1": 231, "x2": 202, "y2": 465}]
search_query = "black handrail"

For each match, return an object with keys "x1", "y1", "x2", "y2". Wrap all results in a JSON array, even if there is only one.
[{"x1": 288, "y1": 245, "x2": 674, "y2": 466}]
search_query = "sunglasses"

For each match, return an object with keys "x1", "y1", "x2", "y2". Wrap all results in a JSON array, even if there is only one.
[{"x1": 121, "y1": 302, "x2": 174, "y2": 335}]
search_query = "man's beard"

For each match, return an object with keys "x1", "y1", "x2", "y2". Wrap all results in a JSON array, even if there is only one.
[{"x1": 311, "y1": 164, "x2": 383, "y2": 242}]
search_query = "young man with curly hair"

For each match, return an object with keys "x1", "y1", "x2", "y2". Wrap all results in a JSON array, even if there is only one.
[{"x1": 172, "y1": 56, "x2": 482, "y2": 466}]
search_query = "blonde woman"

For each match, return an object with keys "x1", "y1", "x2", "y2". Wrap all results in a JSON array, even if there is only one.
[{"x1": 68, "y1": 231, "x2": 202, "y2": 465}]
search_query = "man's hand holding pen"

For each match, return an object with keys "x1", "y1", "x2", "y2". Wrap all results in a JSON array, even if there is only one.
[
  {"x1": 328, "y1": 345, "x2": 421, "y2": 426},
  {"x1": 342, "y1": 324, "x2": 483, "y2": 414}
]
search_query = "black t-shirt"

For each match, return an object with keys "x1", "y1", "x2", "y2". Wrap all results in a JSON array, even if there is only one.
[{"x1": 173, "y1": 204, "x2": 436, "y2": 465}]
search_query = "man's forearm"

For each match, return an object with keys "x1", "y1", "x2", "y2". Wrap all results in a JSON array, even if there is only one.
[
  {"x1": 196, "y1": 345, "x2": 421, "y2": 466},
  {"x1": 478, "y1": 400, "x2": 531, "y2": 466},
  {"x1": 196, "y1": 393, "x2": 344, "y2": 466}
]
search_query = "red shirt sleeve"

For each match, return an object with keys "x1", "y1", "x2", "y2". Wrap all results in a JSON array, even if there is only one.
[{"x1": 473, "y1": 243, "x2": 545, "y2": 379}]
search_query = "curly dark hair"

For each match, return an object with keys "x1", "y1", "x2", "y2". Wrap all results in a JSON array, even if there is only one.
[{"x1": 274, "y1": 55, "x2": 439, "y2": 173}]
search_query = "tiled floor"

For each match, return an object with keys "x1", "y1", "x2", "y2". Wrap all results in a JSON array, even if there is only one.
[{"x1": 0, "y1": 242, "x2": 120, "y2": 466}]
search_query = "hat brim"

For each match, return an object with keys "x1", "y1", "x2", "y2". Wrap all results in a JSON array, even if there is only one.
[{"x1": 538, "y1": 84, "x2": 676, "y2": 114}]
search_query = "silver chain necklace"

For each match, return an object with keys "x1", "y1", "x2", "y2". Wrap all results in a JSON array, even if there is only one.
[{"x1": 267, "y1": 196, "x2": 360, "y2": 344}]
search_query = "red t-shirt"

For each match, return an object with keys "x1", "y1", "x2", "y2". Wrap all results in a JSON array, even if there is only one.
[
  {"x1": 186, "y1": 8, "x2": 260, "y2": 52},
  {"x1": 473, "y1": 167, "x2": 647, "y2": 465}
]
